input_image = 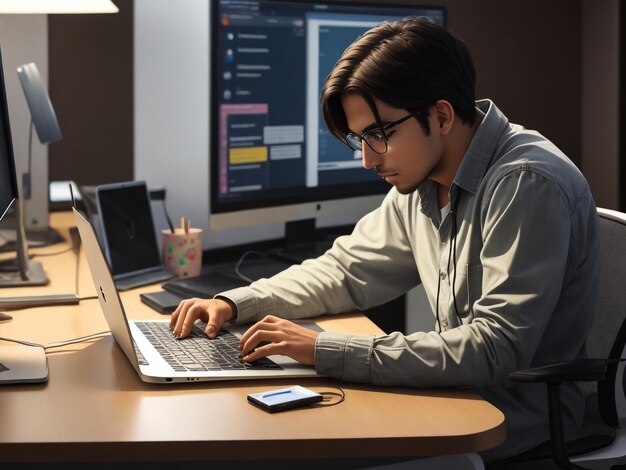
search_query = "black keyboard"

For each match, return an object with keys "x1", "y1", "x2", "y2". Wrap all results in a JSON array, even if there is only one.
[{"x1": 135, "y1": 322, "x2": 282, "y2": 372}]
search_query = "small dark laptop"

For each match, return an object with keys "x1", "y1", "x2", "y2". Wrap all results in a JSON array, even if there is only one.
[{"x1": 96, "y1": 181, "x2": 173, "y2": 290}]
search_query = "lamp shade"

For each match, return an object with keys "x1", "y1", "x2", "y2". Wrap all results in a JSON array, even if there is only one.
[{"x1": 0, "y1": 0, "x2": 118, "y2": 14}]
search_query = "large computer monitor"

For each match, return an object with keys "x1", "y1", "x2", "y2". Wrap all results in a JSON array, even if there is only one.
[
  {"x1": 210, "y1": 0, "x2": 445, "y2": 248},
  {"x1": 0, "y1": 45, "x2": 49, "y2": 384}
]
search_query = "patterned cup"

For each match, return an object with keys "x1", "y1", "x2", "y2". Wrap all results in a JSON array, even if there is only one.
[{"x1": 162, "y1": 228, "x2": 203, "y2": 278}]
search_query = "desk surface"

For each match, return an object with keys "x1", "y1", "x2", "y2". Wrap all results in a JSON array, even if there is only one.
[{"x1": 0, "y1": 212, "x2": 505, "y2": 463}]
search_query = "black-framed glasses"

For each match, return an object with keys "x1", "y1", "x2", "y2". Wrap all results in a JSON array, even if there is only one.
[{"x1": 344, "y1": 109, "x2": 425, "y2": 155}]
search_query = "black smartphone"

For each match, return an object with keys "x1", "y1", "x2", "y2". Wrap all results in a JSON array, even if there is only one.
[{"x1": 247, "y1": 386, "x2": 323, "y2": 413}]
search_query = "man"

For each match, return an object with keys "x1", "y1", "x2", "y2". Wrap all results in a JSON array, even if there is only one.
[{"x1": 171, "y1": 18, "x2": 600, "y2": 462}]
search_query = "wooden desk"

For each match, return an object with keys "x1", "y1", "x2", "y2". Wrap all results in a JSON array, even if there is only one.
[{"x1": 0, "y1": 212, "x2": 505, "y2": 463}]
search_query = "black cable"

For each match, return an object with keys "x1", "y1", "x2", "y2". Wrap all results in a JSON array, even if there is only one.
[
  {"x1": 451, "y1": 198, "x2": 461, "y2": 321},
  {"x1": 311, "y1": 387, "x2": 346, "y2": 408},
  {"x1": 32, "y1": 247, "x2": 73, "y2": 257},
  {"x1": 435, "y1": 195, "x2": 462, "y2": 333},
  {"x1": 435, "y1": 264, "x2": 443, "y2": 332},
  {"x1": 162, "y1": 199, "x2": 174, "y2": 233}
]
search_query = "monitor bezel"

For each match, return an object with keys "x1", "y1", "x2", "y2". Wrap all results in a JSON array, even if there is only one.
[
  {"x1": 0, "y1": 47, "x2": 19, "y2": 222},
  {"x1": 209, "y1": 0, "x2": 447, "y2": 225}
]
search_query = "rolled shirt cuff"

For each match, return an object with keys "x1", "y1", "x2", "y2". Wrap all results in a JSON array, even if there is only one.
[
  {"x1": 214, "y1": 287, "x2": 262, "y2": 325},
  {"x1": 315, "y1": 331, "x2": 374, "y2": 383}
]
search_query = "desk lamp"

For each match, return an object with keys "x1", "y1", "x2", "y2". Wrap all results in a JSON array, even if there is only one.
[{"x1": 16, "y1": 61, "x2": 64, "y2": 246}]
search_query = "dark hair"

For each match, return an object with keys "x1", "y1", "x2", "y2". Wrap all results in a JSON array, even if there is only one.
[{"x1": 321, "y1": 17, "x2": 476, "y2": 139}]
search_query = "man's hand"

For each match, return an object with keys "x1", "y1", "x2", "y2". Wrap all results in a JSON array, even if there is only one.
[
  {"x1": 169, "y1": 297, "x2": 236, "y2": 339},
  {"x1": 239, "y1": 315, "x2": 319, "y2": 365}
]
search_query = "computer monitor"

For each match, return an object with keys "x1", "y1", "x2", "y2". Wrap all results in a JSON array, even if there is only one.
[
  {"x1": 210, "y1": 0, "x2": 446, "y2": 248},
  {"x1": 0, "y1": 59, "x2": 18, "y2": 220},
  {"x1": 0, "y1": 48, "x2": 49, "y2": 382},
  {"x1": 0, "y1": 46, "x2": 47, "y2": 287}
]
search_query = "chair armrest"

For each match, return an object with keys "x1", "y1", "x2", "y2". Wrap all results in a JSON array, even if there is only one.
[{"x1": 510, "y1": 358, "x2": 621, "y2": 383}]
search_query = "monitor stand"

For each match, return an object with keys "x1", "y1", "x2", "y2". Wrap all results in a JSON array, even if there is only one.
[
  {"x1": 270, "y1": 219, "x2": 338, "y2": 264},
  {"x1": 0, "y1": 197, "x2": 48, "y2": 287}
]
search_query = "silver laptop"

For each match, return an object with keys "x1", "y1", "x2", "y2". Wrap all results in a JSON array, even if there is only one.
[
  {"x1": 73, "y1": 206, "x2": 321, "y2": 384},
  {"x1": 96, "y1": 181, "x2": 173, "y2": 290}
]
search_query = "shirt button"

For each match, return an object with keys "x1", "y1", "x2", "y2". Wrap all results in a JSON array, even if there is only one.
[
  {"x1": 442, "y1": 320, "x2": 448, "y2": 327},
  {"x1": 440, "y1": 271, "x2": 447, "y2": 280}
]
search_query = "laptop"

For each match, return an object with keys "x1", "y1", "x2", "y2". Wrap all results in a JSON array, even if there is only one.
[
  {"x1": 73, "y1": 206, "x2": 321, "y2": 383},
  {"x1": 96, "y1": 181, "x2": 173, "y2": 290}
]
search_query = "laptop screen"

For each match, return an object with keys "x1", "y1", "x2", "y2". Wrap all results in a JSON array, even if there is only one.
[{"x1": 97, "y1": 181, "x2": 161, "y2": 276}]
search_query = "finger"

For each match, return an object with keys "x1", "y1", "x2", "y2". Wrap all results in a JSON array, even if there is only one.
[
  {"x1": 243, "y1": 341, "x2": 286, "y2": 363},
  {"x1": 169, "y1": 299, "x2": 187, "y2": 328},
  {"x1": 172, "y1": 299, "x2": 193, "y2": 336},
  {"x1": 205, "y1": 315, "x2": 222, "y2": 339},
  {"x1": 239, "y1": 318, "x2": 282, "y2": 347},
  {"x1": 241, "y1": 330, "x2": 283, "y2": 357},
  {"x1": 179, "y1": 303, "x2": 212, "y2": 338},
  {"x1": 174, "y1": 300, "x2": 205, "y2": 338}
]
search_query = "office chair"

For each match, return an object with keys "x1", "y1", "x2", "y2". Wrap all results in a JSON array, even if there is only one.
[{"x1": 505, "y1": 207, "x2": 626, "y2": 470}]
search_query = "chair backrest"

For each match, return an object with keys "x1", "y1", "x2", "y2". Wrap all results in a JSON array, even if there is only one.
[{"x1": 585, "y1": 208, "x2": 626, "y2": 426}]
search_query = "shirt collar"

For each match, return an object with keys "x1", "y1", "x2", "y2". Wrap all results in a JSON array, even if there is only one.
[
  {"x1": 452, "y1": 99, "x2": 509, "y2": 195},
  {"x1": 415, "y1": 99, "x2": 509, "y2": 220}
]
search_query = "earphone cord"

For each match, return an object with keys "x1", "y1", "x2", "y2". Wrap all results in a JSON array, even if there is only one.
[
  {"x1": 435, "y1": 268, "x2": 442, "y2": 332},
  {"x1": 451, "y1": 200, "x2": 461, "y2": 320},
  {"x1": 435, "y1": 195, "x2": 461, "y2": 333}
]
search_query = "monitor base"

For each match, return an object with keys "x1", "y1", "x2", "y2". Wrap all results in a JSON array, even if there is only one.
[
  {"x1": 0, "y1": 345, "x2": 48, "y2": 384},
  {"x1": 0, "y1": 258, "x2": 48, "y2": 287}
]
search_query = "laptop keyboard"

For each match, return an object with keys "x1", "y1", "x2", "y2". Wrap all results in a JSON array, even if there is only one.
[
  {"x1": 134, "y1": 340, "x2": 148, "y2": 366},
  {"x1": 135, "y1": 321, "x2": 282, "y2": 372}
]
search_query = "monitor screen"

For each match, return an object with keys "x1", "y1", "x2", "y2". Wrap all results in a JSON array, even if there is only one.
[
  {"x1": 210, "y1": 0, "x2": 446, "y2": 231},
  {"x1": 0, "y1": 47, "x2": 19, "y2": 223}
]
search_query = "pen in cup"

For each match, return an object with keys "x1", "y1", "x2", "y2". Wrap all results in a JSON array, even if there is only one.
[{"x1": 179, "y1": 216, "x2": 190, "y2": 234}]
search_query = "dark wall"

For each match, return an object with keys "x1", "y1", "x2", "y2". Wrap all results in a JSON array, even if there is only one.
[
  {"x1": 367, "y1": 0, "x2": 583, "y2": 166},
  {"x1": 46, "y1": 0, "x2": 582, "y2": 184},
  {"x1": 48, "y1": 0, "x2": 133, "y2": 186},
  {"x1": 446, "y1": 0, "x2": 582, "y2": 167}
]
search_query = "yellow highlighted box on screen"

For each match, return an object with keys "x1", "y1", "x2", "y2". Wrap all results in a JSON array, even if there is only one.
[{"x1": 229, "y1": 146, "x2": 268, "y2": 164}]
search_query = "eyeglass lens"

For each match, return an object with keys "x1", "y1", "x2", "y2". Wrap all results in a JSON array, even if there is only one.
[{"x1": 345, "y1": 132, "x2": 387, "y2": 154}]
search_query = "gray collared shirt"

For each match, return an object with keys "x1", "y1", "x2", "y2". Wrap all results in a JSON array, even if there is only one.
[{"x1": 220, "y1": 100, "x2": 601, "y2": 461}]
